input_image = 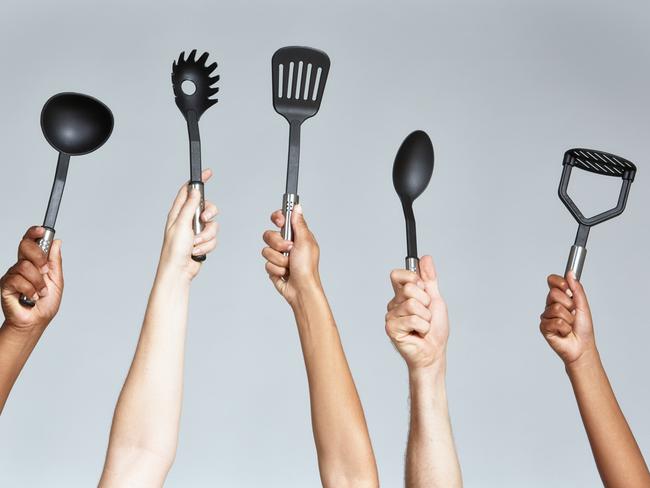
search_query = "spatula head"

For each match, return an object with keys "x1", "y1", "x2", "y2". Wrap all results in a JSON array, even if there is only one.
[
  {"x1": 393, "y1": 130, "x2": 435, "y2": 205},
  {"x1": 272, "y1": 46, "x2": 330, "y2": 123},
  {"x1": 172, "y1": 50, "x2": 219, "y2": 120}
]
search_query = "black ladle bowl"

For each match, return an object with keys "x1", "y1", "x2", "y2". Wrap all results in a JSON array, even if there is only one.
[
  {"x1": 392, "y1": 130, "x2": 434, "y2": 274},
  {"x1": 19, "y1": 93, "x2": 113, "y2": 307}
]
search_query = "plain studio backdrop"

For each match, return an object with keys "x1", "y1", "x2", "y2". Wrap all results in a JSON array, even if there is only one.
[{"x1": 0, "y1": 0, "x2": 649, "y2": 486}]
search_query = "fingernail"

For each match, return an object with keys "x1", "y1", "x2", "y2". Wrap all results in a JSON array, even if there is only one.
[
  {"x1": 566, "y1": 289, "x2": 574, "y2": 298},
  {"x1": 40, "y1": 265, "x2": 49, "y2": 274},
  {"x1": 287, "y1": 243, "x2": 293, "y2": 251},
  {"x1": 295, "y1": 204, "x2": 303, "y2": 214},
  {"x1": 39, "y1": 287, "x2": 48, "y2": 297},
  {"x1": 194, "y1": 236, "x2": 203, "y2": 245},
  {"x1": 416, "y1": 281, "x2": 425, "y2": 289},
  {"x1": 31, "y1": 293, "x2": 39, "y2": 301},
  {"x1": 192, "y1": 247, "x2": 202, "y2": 255}
]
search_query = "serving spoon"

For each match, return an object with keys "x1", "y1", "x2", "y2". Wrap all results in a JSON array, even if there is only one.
[
  {"x1": 20, "y1": 92, "x2": 113, "y2": 306},
  {"x1": 392, "y1": 130, "x2": 434, "y2": 274}
]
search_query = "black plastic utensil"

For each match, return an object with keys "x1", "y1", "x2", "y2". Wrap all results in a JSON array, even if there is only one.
[
  {"x1": 392, "y1": 131, "x2": 434, "y2": 274},
  {"x1": 272, "y1": 46, "x2": 330, "y2": 248},
  {"x1": 558, "y1": 148, "x2": 637, "y2": 281},
  {"x1": 20, "y1": 92, "x2": 113, "y2": 307},
  {"x1": 172, "y1": 49, "x2": 219, "y2": 262}
]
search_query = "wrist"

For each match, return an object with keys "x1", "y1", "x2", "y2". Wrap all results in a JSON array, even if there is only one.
[
  {"x1": 155, "y1": 263, "x2": 193, "y2": 289},
  {"x1": 565, "y1": 346, "x2": 601, "y2": 377},
  {"x1": 1, "y1": 320, "x2": 47, "y2": 345},
  {"x1": 289, "y1": 278, "x2": 324, "y2": 309},
  {"x1": 408, "y1": 357, "x2": 447, "y2": 386}
]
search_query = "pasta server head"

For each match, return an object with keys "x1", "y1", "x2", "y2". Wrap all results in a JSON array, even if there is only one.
[{"x1": 172, "y1": 49, "x2": 219, "y2": 121}]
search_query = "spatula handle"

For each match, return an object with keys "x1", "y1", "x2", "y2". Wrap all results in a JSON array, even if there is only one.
[
  {"x1": 189, "y1": 181, "x2": 206, "y2": 263},
  {"x1": 19, "y1": 228, "x2": 55, "y2": 307},
  {"x1": 281, "y1": 193, "x2": 299, "y2": 256}
]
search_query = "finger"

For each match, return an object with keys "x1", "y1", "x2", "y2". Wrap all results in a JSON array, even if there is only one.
[
  {"x1": 386, "y1": 315, "x2": 431, "y2": 337},
  {"x1": 265, "y1": 261, "x2": 287, "y2": 278},
  {"x1": 200, "y1": 201, "x2": 219, "y2": 223},
  {"x1": 167, "y1": 183, "x2": 189, "y2": 224},
  {"x1": 541, "y1": 302, "x2": 575, "y2": 324},
  {"x1": 201, "y1": 168, "x2": 213, "y2": 183},
  {"x1": 394, "y1": 282, "x2": 431, "y2": 308},
  {"x1": 176, "y1": 187, "x2": 201, "y2": 225},
  {"x1": 262, "y1": 246, "x2": 289, "y2": 268},
  {"x1": 290, "y1": 204, "x2": 309, "y2": 243},
  {"x1": 540, "y1": 318, "x2": 573, "y2": 338},
  {"x1": 389, "y1": 269, "x2": 423, "y2": 294},
  {"x1": 546, "y1": 286, "x2": 574, "y2": 310},
  {"x1": 547, "y1": 274, "x2": 569, "y2": 294},
  {"x1": 419, "y1": 255, "x2": 442, "y2": 298},
  {"x1": 270, "y1": 210, "x2": 285, "y2": 229},
  {"x1": 566, "y1": 271, "x2": 590, "y2": 313},
  {"x1": 391, "y1": 297, "x2": 432, "y2": 322},
  {"x1": 3, "y1": 273, "x2": 38, "y2": 301},
  {"x1": 13, "y1": 260, "x2": 47, "y2": 296},
  {"x1": 18, "y1": 238, "x2": 49, "y2": 271},
  {"x1": 262, "y1": 230, "x2": 293, "y2": 253},
  {"x1": 194, "y1": 221, "x2": 219, "y2": 246},
  {"x1": 46, "y1": 240, "x2": 64, "y2": 288},
  {"x1": 22, "y1": 226, "x2": 45, "y2": 241},
  {"x1": 193, "y1": 236, "x2": 217, "y2": 257}
]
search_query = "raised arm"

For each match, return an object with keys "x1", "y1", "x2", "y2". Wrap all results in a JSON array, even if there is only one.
[
  {"x1": 385, "y1": 256, "x2": 462, "y2": 488},
  {"x1": 0, "y1": 226, "x2": 64, "y2": 413},
  {"x1": 99, "y1": 170, "x2": 218, "y2": 487},
  {"x1": 262, "y1": 205, "x2": 378, "y2": 488},
  {"x1": 540, "y1": 272, "x2": 650, "y2": 488}
]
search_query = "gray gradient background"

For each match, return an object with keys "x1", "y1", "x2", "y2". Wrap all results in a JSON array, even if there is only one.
[{"x1": 0, "y1": 0, "x2": 649, "y2": 486}]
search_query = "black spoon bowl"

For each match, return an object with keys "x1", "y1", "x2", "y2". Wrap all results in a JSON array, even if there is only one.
[
  {"x1": 19, "y1": 92, "x2": 113, "y2": 307},
  {"x1": 392, "y1": 130, "x2": 434, "y2": 274}
]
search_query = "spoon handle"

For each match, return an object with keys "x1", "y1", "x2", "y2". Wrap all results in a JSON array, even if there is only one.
[
  {"x1": 189, "y1": 181, "x2": 206, "y2": 262},
  {"x1": 281, "y1": 193, "x2": 299, "y2": 256},
  {"x1": 405, "y1": 256, "x2": 420, "y2": 275},
  {"x1": 19, "y1": 228, "x2": 55, "y2": 307}
]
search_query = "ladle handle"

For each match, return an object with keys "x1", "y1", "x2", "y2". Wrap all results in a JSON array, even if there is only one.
[
  {"x1": 565, "y1": 245, "x2": 586, "y2": 281},
  {"x1": 19, "y1": 228, "x2": 56, "y2": 307},
  {"x1": 189, "y1": 181, "x2": 206, "y2": 263},
  {"x1": 405, "y1": 256, "x2": 420, "y2": 275},
  {"x1": 281, "y1": 193, "x2": 299, "y2": 256}
]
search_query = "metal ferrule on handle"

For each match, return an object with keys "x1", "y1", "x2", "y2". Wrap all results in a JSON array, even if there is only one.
[
  {"x1": 189, "y1": 181, "x2": 206, "y2": 262},
  {"x1": 405, "y1": 257, "x2": 420, "y2": 275},
  {"x1": 282, "y1": 193, "x2": 299, "y2": 254},
  {"x1": 19, "y1": 228, "x2": 56, "y2": 307},
  {"x1": 565, "y1": 245, "x2": 587, "y2": 281}
]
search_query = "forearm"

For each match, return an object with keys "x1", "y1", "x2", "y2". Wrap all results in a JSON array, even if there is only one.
[
  {"x1": 406, "y1": 362, "x2": 462, "y2": 488},
  {"x1": 567, "y1": 349, "x2": 650, "y2": 488},
  {"x1": 101, "y1": 266, "x2": 191, "y2": 485},
  {"x1": 291, "y1": 285, "x2": 378, "y2": 488},
  {"x1": 0, "y1": 321, "x2": 46, "y2": 413}
]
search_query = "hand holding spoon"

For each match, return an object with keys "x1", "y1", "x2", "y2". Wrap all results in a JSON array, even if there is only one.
[{"x1": 20, "y1": 92, "x2": 113, "y2": 306}]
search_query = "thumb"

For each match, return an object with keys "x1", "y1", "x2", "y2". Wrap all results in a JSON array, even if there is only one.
[
  {"x1": 176, "y1": 187, "x2": 201, "y2": 226},
  {"x1": 566, "y1": 271, "x2": 589, "y2": 312},
  {"x1": 290, "y1": 204, "x2": 309, "y2": 242},
  {"x1": 48, "y1": 240, "x2": 64, "y2": 287},
  {"x1": 419, "y1": 255, "x2": 441, "y2": 298}
]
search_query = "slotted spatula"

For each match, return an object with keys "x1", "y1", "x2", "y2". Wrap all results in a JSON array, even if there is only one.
[
  {"x1": 271, "y1": 46, "x2": 330, "y2": 246},
  {"x1": 172, "y1": 49, "x2": 219, "y2": 262},
  {"x1": 558, "y1": 148, "x2": 637, "y2": 280}
]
